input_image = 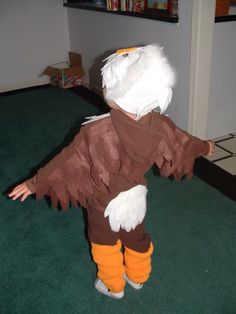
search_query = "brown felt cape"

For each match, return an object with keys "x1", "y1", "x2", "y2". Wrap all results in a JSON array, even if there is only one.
[{"x1": 26, "y1": 109, "x2": 209, "y2": 211}]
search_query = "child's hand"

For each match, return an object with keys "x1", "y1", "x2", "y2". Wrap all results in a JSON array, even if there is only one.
[
  {"x1": 207, "y1": 141, "x2": 215, "y2": 156},
  {"x1": 8, "y1": 182, "x2": 33, "y2": 202}
]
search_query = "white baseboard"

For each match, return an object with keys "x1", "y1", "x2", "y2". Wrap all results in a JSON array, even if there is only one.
[
  {"x1": 0, "y1": 77, "x2": 50, "y2": 93},
  {"x1": 0, "y1": 78, "x2": 103, "y2": 97}
]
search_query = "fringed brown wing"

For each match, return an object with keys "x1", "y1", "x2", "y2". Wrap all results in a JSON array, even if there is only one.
[
  {"x1": 171, "y1": 128, "x2": 209, "y2": 180},
  {"x1": 25, "y1": 117, "x2": 123, "y2": 211},
  {"x1": 155, "y1": 115, "x2": 209, "y2": 180},
  {"x1": 26, "y1": 130, "x2": 93, "y2": 210},
  {"x1": 87, "y1": 120, "x2": 121, "y2": 190}
]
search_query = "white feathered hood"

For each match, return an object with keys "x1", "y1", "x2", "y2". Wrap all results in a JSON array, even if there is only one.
[{"x1": 102, "y1": 45, "x2": 176, "y2": 118}]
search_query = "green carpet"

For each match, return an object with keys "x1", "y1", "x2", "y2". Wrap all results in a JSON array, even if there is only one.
[{"x1": 0, "y1": 87, "x2": 235, "y2": 314}]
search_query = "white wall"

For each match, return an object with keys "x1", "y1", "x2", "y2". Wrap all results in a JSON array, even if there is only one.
[
  {"x1": 207, "y1": 21, "x2": 236, "y2": 138},
  {"x1": 0, "y1": 0, "x2": 70, "y2": 92},
  {"x1": 67, "y1": 0, "x2": 193, "y2": 129}
]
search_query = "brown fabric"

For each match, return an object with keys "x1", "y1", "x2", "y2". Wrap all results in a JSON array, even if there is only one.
[
  {"x1": 111, "y1": 110, "x2": 210, "y2": 180},
  {"x1": 87, "y1": 206, "x2": 151, "y2": 253},
  {"x1": 25, "y1": 109, "x2": 210, "y2": 211}
]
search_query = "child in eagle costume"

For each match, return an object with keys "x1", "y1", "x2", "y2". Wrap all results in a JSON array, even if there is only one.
[{"x1": 9, "y1": 45, "x2": 214, "y2": 299}]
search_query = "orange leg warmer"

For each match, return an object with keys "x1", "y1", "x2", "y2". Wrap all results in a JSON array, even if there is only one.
[
  {"x1": 124, "y1": 242, "x2": 154, "y2": 284},
  {"x1": 91, "y1": 240, "x2": 126, "y2": 293}
]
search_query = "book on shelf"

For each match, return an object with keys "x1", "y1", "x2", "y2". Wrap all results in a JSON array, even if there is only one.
[
  {"x1": 106, "y1": 0, "x2": 178, "y2": 14},
  {"x1": 106, "y1": 0, "x2": 144, "y2": 11},
  {"x1": 106, "y1": 0, "x2": 119, "y2": 10}
]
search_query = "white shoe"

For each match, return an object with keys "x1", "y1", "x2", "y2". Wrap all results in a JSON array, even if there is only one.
[
  {"x1": 124, "y1": 274, "x2": 143, "y2": 290},
  {"x1": 94, "y1": 279, "x2": 124, "y2": 299}
]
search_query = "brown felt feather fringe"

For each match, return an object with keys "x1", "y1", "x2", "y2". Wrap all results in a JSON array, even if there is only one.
[{"x1": 25, "y1": 110, "x2": 209, "y2": 211}]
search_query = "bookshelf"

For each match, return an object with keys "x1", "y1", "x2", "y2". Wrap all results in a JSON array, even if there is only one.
[
  {"x1": 63, "y1": 1, "x2": 179, "y2": 23},
  {"x1": 215, "y1": 14, "x2": 236, "y2": 22},
  {"x1": 64, "y1": 1, "x2": 236, "y2": 23}
]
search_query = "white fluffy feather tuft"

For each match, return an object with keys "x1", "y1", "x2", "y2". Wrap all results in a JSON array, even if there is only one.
[
  {"x1": 101, "y1": 45, "x2": 176, "y2": 117},
  {"x1": 104, "y1": 185, "x2": 148, "y2": 232}
]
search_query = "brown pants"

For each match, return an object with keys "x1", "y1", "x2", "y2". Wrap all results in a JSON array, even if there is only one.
[
  {"x1": 87, "y1": 207, "x2": 153, "y2": 292},
  {"x1": 87, "y1": 206, "x2": 151, "y2": 253}
]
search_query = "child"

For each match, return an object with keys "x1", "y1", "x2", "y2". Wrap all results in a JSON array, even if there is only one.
[{"x1": 8, "y1": 45, "x2": 214, "y2": 299}]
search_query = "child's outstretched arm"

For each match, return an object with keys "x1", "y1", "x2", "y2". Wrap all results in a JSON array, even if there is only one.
[
  {"x1": 8, "y1": 182, "x2": 33, "y2": 202},
  {"x1": 7, "y1": 127, "x2": 93, "y2": 210},
  {"x1": 155, "y1": 114, "x2": 215, "y2": 180}
]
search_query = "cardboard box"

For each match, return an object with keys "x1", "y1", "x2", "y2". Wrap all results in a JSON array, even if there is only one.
[{"x1": 42, "y1": 52, "x2": 85, "y2": 89}]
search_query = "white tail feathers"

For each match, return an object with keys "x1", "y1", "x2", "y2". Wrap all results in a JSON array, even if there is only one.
[{"x1": 104, "y1": 185, "x2": 147, "y2": 232}]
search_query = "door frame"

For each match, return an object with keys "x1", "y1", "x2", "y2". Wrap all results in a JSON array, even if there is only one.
[{"x1": 188, "y1": 0, "x2": 216, "y2": 138}]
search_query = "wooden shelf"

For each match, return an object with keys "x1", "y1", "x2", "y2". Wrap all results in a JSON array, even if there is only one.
[
  {"x1": 64, "y1": 2, "x2": 179, "y2": 23},
  {"x1": 64, "y1": 2, "x2": 236, "y2": 23},
  {"x1": 215, "y1": 15, "x2": 236, "y2": 22}
]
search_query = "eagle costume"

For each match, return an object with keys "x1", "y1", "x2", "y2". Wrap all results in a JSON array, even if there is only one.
[{"x1": 24, "y1": 45, "x2": 210, "y2": 298}]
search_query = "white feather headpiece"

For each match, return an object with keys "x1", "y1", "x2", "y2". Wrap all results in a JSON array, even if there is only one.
[{"x1": 101, "y1": 45, "x2": 176, "y2": 118}]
